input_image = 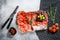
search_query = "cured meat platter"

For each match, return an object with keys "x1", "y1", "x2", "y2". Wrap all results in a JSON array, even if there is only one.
[{"x1": 16, "y1": 10, "x2": 48, "y2": 33}]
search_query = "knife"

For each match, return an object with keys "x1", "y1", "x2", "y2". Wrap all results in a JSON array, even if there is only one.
[{"x1": 1, "y1": 6, "x2": 19, "y2": 29}]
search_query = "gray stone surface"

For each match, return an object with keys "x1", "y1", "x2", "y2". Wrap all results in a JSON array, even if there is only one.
[{"x1": 0, "y1": 0, "x2": 39, "y2": 40}]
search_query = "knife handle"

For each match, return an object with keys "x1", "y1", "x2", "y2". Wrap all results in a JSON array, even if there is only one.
[
  {"x1": 6, "y1": 18, "x2": 13, "y2": 29},
  {"x1": 1, "y1": 18, "x2": 10, "y2": 29}
]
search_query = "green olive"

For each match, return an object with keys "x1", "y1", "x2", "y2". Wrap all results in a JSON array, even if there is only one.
[
  {"x1": 36, "y1": 14, "x2": 45, "y2": 21},
  {"x1": 39, "y1": 14, "x2": 41, "y2": 17},
  {"x1": 42, "y1": 17, "x2": 45, "y2": 20},
  {"x1": 41, "y1": 15, "x2": 44, "y2": 17},
  {"x1": 38, "y1": 16, "x2": 40, "y2": 18}
]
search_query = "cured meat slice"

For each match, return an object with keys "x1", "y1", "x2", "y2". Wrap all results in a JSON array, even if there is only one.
[
  {"x1": 16, "y1": 10, "x2": 48, "y2": 32},
  {"x1": 31, "y1": 10, "x2": 48, "y2": 30},
  {"x1": 16, "y1": 11, "x2": 33, "y2": 33}
]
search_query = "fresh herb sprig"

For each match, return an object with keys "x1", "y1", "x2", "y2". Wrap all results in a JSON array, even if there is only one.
[
  {"x1": 47, "y1": 5, "x2": 57, "y2": 23},
  {"x1": 29, "y1": 17, "x2": 34, "y2": 25}
]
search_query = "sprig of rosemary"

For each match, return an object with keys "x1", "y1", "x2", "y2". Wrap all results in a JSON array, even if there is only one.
[
  {"x1": 29, "y1": 17, "x2": 34, "y2": 25},
  {"x1": 47, "y1": 5, "x2": 57, "y2": 23}
]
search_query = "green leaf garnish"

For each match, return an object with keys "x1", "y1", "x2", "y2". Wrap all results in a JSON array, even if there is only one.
[
  {"x1": 46, "y1": 5, "x2": 57, "y2": 23},
  {"x1": 29, "y1": 17, "x2": 34, "y2": 25}
]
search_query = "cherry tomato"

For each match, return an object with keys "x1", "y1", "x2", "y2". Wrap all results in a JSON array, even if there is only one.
[
  {"x1": 55, "y1": 23, "x2": 58, "y2": 27},
  {"x1": 52, "y1": 28, "x2": 57, "y2": 33},
  {"x1": 48, "y1": 27, "x2": 52, "y2": 31}
]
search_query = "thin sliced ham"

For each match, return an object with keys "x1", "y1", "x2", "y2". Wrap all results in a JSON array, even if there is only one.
[{"x1": 16, "y1": 10, "x2": 48, "y2": 33}]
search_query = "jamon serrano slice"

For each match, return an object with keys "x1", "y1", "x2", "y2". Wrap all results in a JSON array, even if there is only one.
[
  {"x1": 16, "y1": 11, "x2": 33, "y2": 33},
  {"x1": 28, "y1": 10, "x2": 48, "y2": 30}
]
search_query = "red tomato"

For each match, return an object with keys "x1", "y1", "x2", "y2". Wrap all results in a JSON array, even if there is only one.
[{"x1": 52, "y1": 28, "x2": 57, "y2": 33}]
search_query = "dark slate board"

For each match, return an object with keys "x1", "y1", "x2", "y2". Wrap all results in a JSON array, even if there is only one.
[{"x1": 36, "y1": 0, "x2": 60, "y2": 40}]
